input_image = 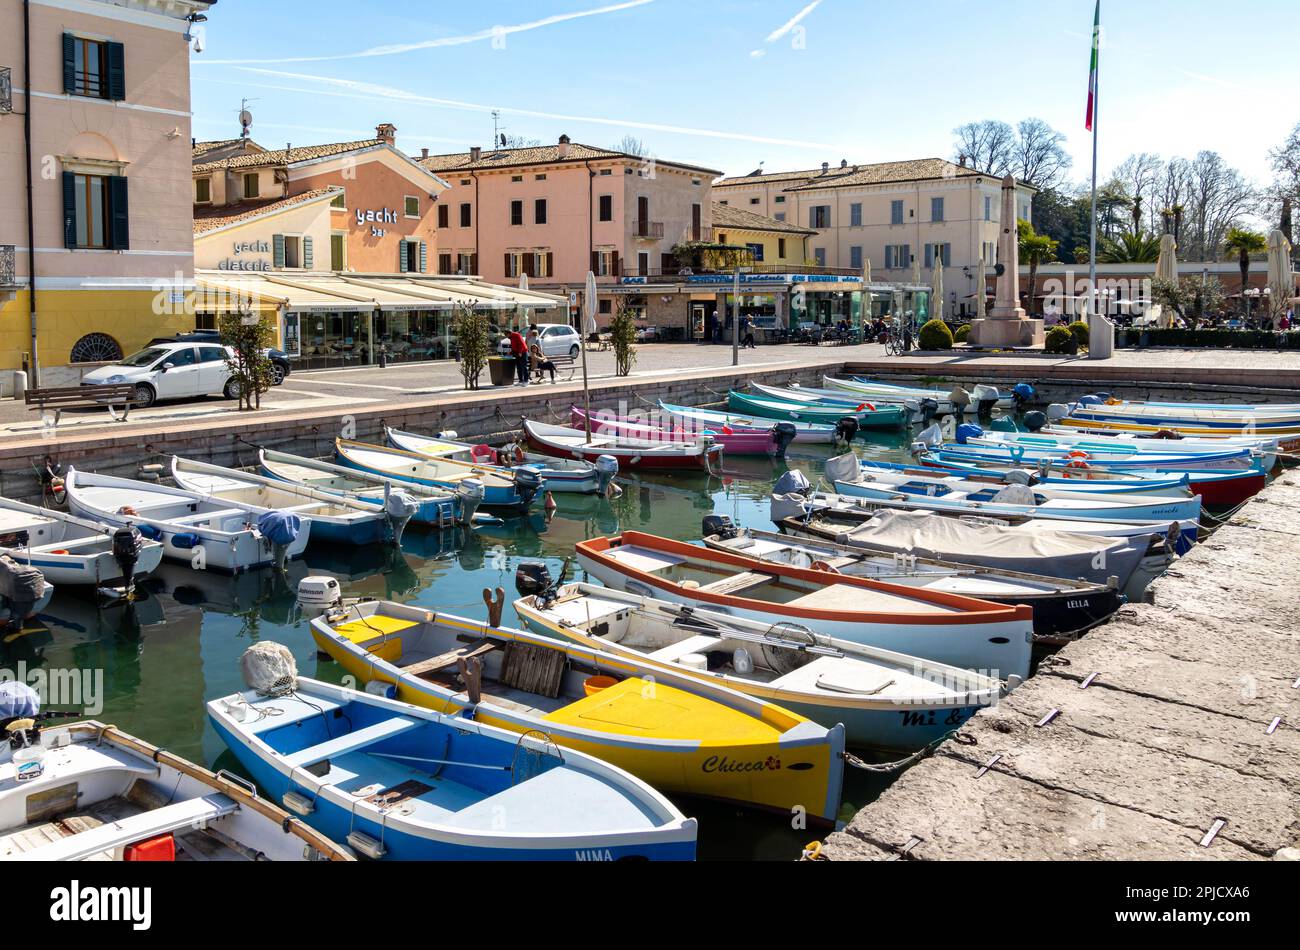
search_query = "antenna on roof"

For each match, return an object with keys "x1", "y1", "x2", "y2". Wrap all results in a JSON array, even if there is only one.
[
  {"x1": 491, "y1": 110, "x2": 506, "y2": 152},
  {"x1": 238, "y1": 97, "x2": 258, "y2": 140}
]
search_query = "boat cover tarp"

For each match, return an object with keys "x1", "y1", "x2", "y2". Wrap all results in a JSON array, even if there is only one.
[
  {"x1": 256, "y1": 511, "x2": 302, "y2": 546},
  {"x1": 830, "y1": 509, "x2": 1146, "y2": 587}
]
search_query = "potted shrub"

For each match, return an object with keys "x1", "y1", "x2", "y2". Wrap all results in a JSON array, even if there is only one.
[
  {"x1": 1044, "y1": 325, "x2": 1076, "y2": 355},
  {"x1": 452, "y1": 304, "x2": 491, "y2": 389},
  {"x1": 918, "y1": 318, "x2": 953, "y2": 350}
]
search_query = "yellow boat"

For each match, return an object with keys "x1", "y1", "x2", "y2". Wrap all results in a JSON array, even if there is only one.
[
  {"x1": 310, "y1": 599, "x2": 846, "y2": 826},
  {"x1": 1055, "y1": 416, "x2": 1300, "y2": 451}
]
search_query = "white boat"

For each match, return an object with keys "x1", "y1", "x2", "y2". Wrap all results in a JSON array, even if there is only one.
[
  {"x1": 0, "y1": 695, "x2": 349, "y2": 861},
  {"x1": 257, "y1": 448, "x2": 493, "y2": 528},
  {"x1": 823, "y1": 376, "x2": 1013, "y2": 415},
  {"x1": 65, "y1": 468, "x2": 311, "y2": 574},
  {"x1": 336, "y1": 439, "x2": 538, "y2": 512},
  {"x1": 170, "y1": 456, "x2": 412, "y2": 545},
  {"x1": 0, "y1": 497, "x2": 163, "y2": 595},
  {"x1": 385, "y1": 426, "x2": 617, "y2": 495},
  {"x1": 523, "y1": 420, "x2": 723, "y2": 472},
  {"x1": 968, "y1": 427, "x2": 1279, "y2": 469},
  {"x1": 515, "y1": 580, "x2": 1006, "y2": 751},
  {"x1": 657, "y1": 401, "x2": 838, "y2": 444}
]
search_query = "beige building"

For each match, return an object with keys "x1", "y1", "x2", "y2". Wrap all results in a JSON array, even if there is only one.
[{"x1": 713, "y1": 158, "x2": 1036, "y2": 318}]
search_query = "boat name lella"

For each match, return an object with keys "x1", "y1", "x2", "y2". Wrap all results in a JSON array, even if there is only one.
[
  {"x1": 702, "y1": 754, "x2": 781, "y2": 774},
  {"x1": 575, "y1": 848, "x2": 615, "y2": 861},
  {"x1": 49, "y1": 880, "x2": 151, "y2": 931}
]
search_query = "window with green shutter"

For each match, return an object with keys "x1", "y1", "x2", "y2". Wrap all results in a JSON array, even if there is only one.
[
  {"x1": 273, "y1": 234, "x2": 285, "y2": 268},
  {"x1": 418, "y1": 241, "x2": 427, "y2": 273},
  {"x1": 331, "y1": 233, "x2": 345, "y2": 271},
  {"x1": 62, "y1": 171, "x2": 127, "y2": 249},
  {"x1": 302, "y1": 235, "x2": 313, "y2": 269},
  {"x1": 398, "y1": 239, "x2": 409, "y2": 273}
]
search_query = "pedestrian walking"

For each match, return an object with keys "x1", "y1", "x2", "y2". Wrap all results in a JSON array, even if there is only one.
[{"x1": 741, "y1": 316, "x2": 756, "y2": 348}]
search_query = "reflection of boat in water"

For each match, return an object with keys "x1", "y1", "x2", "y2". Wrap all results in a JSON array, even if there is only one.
[{"x1": 148, "y1": 560, "x2": 302, "y2": 622}]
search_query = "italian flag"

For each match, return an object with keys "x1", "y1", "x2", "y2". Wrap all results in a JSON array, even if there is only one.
[{"x1": 1085, "y1": 1, "x2": 1100, "y2": 131}]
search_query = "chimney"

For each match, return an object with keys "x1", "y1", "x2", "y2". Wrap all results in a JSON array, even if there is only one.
[
  {"x1": 470, "y1": 145, "x2": 482, "y2": 162},
  {"x1": 375, "y1": 123, "x2": 397, "y2": 146},
  {"x1": 959, "y1": 154, "x2": 968, "y2": 168},
  {"x1": 558, "y1": 133, "x2": 571, "y2": 158},
  {"x1": 821, "y1": 162, "x2": 829, "y2": 174},
  {"x1": 421, "y1": 147, "x2": 429, "y2": 160},
  {"x1": 840, "y1": 159, "x2": 848, "y2": 169}
]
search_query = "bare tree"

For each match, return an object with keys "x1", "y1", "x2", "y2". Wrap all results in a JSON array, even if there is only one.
[
  {"x1": 501, "y1": 134, "x2": 541, "y2": 149},
  {"x1": 614, "y1": 135, "x2": 649, "y2": 158},
  {"x1": 1011, "y1": 118, "x2": 1072, "y2": 191},
  {"x1": 1181, "y1": 151, "x2": 1254, "y2": 261},
  {"x1": 1109, "y1": 152, "x2": 1164, "y2": 233},
  {"x1": 952, "y1": 120, "x2": 1015, "y2": 177}
]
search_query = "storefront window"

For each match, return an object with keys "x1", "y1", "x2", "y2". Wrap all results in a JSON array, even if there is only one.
[
  {"x1": 374, "y1": 310, "x2": 455, "y2": 363},
  {"x1": 299, "y1": 311, "x2": 369, "y2": 369}
]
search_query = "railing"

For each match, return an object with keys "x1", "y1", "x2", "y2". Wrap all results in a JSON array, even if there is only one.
[
  {"x1": 623, "y1": 262, "x2": 864, "y2": 280},
  {"x1": 0, "y1": 245, "x2": 16, "y2": 287},
  {"x1": 633, "y1": 220, "x2": 665, "y2": 240}
]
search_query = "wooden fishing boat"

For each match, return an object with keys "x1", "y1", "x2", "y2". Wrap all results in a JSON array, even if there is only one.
[
  {"x1": 1054, "y1": 412, "x2": 1300, "y2": 446},
  {"x1": 861, "y1": 457, "x2": 1197, "y2": 498},
  {"x1": 170, "y1": 457, "x2": 406, "y2": 546},
  {"x1": 310, "y1": 600, "x2": 845, "y2": 824},
  {"x1": 728, "y1": 391, "x2": 909, "y2": 430},
  {"x1": 571, "y1": 406, "x2": 781, "y2": 456},
  {"x1": 775, "y1": 505, "x2": 1172, "y2": 601},
  {"x1": 335, "y1": 439, "x2": 539, "y2": 513},
  {"x1": 826, "y1": 453, "x2": 1203, "y2": 526},
  {"x1": 822, "y1": 376, "x2": 1015, "y2": 413},
  {"x1": 969, "y1": 426, "x2": 1279, "y2": 469},
  {"x1": 922, "y1": 441, "x2": 1257, "y2": 472},
  {"x1": 523, "y1": 420, "x2": 723, "y2": 471},
  {"x1": 910, "y1": 453, "x2": 1267, "y2": 507},
  {"x1": 575, "y1": 531, "x2": 1035, "y2": 679},
  {"x1": 0, "y1": 497, "x2": 163, "y2": 594},
  {"x1": 385, "y1": 426, "x2": 615, "y2": 495},
  {"x1": 516, "y1": 581, "x2": 1005, "y2": 751},
  {"x1": 208, "y1": 666, "x2": 698, "y2": 860},
  {"x1": 65, "y1": 468, "x2": 311, "y2": 573},
  {"x1": 701, "y1": 519, "x2": 1122, "y2": 641},
  {"x1": 0, "y1": 705, "x2": 349, "y2": 861},
  {"x1": 658, "y1": 401, "x2": 839, "y2": 443}
]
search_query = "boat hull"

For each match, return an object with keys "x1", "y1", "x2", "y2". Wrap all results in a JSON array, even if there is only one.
[
  {"x1": 728, "y1": 391, "x2": 909, "y2": 430},
  {"x1": 573, "y1": 407, "x2": 777, "y2": 455}
]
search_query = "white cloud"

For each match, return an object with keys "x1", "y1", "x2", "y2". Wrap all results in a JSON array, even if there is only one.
[{"x1": 198, "y1": 0, "x2": 656, "y2": 66}]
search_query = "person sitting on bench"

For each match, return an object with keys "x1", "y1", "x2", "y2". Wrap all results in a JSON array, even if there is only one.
[{"x1": 529, "y1": 339, "x2": 557, "y2": 382}]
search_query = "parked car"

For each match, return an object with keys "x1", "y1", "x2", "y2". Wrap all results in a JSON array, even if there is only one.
[
  {"x1": 496, "y1": 324, "x2": 583, "y2": 358},
  {"x1": 149, "y1": 330, "x2": 291, "y2": 385},
  {"x1": 82, "y1": 341, "x2": 240, "y2": 409}
]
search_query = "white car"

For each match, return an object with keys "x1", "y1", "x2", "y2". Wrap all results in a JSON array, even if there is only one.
[
  {"x1": 496, "y1": 324, "x2": 583, "y2": 359},
  {"x1": 82, "y1": 341, "x2": 239, "y2": 409}
]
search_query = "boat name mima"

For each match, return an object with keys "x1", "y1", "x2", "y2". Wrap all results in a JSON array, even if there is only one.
[
  {"x1": 575, "y1": 849, "x2": 614, "y2": 861},
  {"x1": 49, "y1": 881, "x2": 151, "y2": 931},
  {"x1": 702, "y1": 755, "x2": 781, "y2": 774}
]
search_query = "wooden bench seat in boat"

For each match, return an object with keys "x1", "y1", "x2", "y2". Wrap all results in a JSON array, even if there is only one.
[
  {"x1": 284, "y1": 715, "x2": 421, "y2": 770},
  {"x1": 788, "y1": 584, "x2": 963, "y2": 614},
  {"x1": 605, "y1": 545, "x2": 686, "y2": 574},
  {"x1": 402, "y1": 639, "x2": 497, "y2": 679},
  {"x1": 645, "y1": 633, "x2": 723, "y2": 663},
  {"x1": 8, "y1": 795, "x2": 239, "y2": 862},
  {"x1": 694, "y1": 571, "x2": 777, "y2": 596}
]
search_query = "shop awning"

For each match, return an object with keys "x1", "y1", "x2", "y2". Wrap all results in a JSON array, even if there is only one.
[{"x1": 350, "y1": 276, "x2": 564, "y2": 310}]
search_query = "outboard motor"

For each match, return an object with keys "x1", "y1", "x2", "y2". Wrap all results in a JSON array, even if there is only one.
[
  {"x1": 594, "y1": 454, "x2": 620, "y2": 493},
  {"x1": 110, "y1": 525, "x2": 143, "y2": 600},
  {"x1": 702, "y1": 514, "x2": 738, "y2": 541},
  {"x1": 971, "y1": 384, "x2": 1001, "y2": 416},
  {"x1": 383, "y1": 487, "x2": 419, "y2": 545},
  {"x1": 833, "y1": 416, "x2": 860, "y2": 445},
  {"x1": 773, "y1": 469, "x2": 812, "y2": 498},
  {"x1": 457, "y1": 479, "x2": 485, "y2": 526},
  {"x1": 1078, "y1": 394, "x2": 1104, "y2": 408},
  {"x1": 3, "y1": 681, "x2": 76, "y2": 782},
  {"x1": 1022, "y1": 410, "x2": 1048, "y2": 432},
  {"x1": 955, "y1": 423, "x2": 984, "y2": 445},
  {"x1": 918, "y1": 398, "x2": 940, "y2": 426},
  {"x1": 256, "y1": 510, "x2": 302, "y2": 572},
  {"x1": 297, "y1": 575, "x2": 343, "y2": 620},
  {"x1": 514, "y1": 560, "x2": 562, "y2": 607},
  {"x1": 1, "y1": 682, "x2": 41, "y2": 736},
  {"x1": 1045, "y1": 403, "x2": 1070, "y2": 422},
  {"x1": 770, "y1": 423, "x2": 798, "y2": 458},
  {"x1": 0, "y1": 554, "x2": 44, "y2": 626},
  {"x1": 949, "y1": 386, "x2": 972, "y2": 414},
  {"x1": 989, "y1": 416, "x2": 1019, "y2": 433},
  {"x1": 1012, "y1": 383, "x2": 1037, "y2": 409},
  {"x1": 513, "y1": 467, "x2": 543, "y2": 511},
  {"x1": 915, "y1": 422, "x2": 943, "y2": 448},
  {"x1": 1152, "y1": 429, "x2": 1182, "y2": 440}
]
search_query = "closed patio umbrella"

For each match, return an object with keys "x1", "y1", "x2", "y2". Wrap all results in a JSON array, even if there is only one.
[
  {"x1": 975, "y1": 255, "x2": 987, "y2": 320},
  {"x1": 930, "y1": 256, "x2": 944, "y2": 323},
  {"x1": 1155, "y1": 234, "x2": 1178, "y2": 328},
  {"x1": 1267, "y1": 229, "x2": 1293, "y2": 328},
  {"x1": 583, "y1": 270, "x2": 599, "y2": 336}
]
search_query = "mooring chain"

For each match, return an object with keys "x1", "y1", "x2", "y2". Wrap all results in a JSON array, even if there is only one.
[{"x1": 842, "y1": 727, "x2": 974, "y2": 774}]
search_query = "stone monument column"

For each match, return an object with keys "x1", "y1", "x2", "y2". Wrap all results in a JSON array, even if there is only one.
[{"x1": 967, "y1": 174, "x2": 1045, "y2": 348}]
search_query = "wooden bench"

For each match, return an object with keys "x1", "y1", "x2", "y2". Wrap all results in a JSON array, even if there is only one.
[
  {"x1": 24, "y1": 383, "x2": 138, "y2": 427},
  {"x1": 532, "y1": 353, "x2": 578, "y2": 383}
]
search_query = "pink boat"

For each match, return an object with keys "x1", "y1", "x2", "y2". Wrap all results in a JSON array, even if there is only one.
[{"x1": 571, "y1": 406, "x2": 782, "y2": 456}]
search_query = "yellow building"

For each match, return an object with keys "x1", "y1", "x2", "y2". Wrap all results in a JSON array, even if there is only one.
[
  {"x1": 710, "y1": 201, "x2": 815, "y2": 269},
  {"x1": 0, "y1": 0, "x2": 213, "y2": 383}
]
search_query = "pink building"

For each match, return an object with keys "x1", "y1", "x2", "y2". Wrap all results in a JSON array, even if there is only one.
[{"x1": 420, "y1": 136, "x2": 720, "y2": 329}]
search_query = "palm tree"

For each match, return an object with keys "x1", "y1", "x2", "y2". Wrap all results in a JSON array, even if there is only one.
[
  {"x1": 1098, "y1": 231, "x2": 1161, "y2": 264},
  {"x1": 1018, "y1": 219, "x2": 1059, "y2": 315},
  {"x1": 1222, "y1": 227, "x2": 1267, "y2": 317}
]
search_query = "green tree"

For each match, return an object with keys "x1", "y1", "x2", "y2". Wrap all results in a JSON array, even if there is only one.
[
  {"x1": 1222, "y1": 227, "x2": 1267, "y2": 317},
  {"x1": 218, "y1": 312, "x2": 275, "y2": 411},
  {"x1": 452, "y1": 303, "x2": 490, "y2": 389},
  {"x1": 1098, "y1": 231, "x2": 1161, "y2": 263},
  {"x1": 1018, "y1": 219, "x2": 1058, "y2": 315},
  {"x1": 610, "y1": 300, "x2": 638, "y2": 377}
]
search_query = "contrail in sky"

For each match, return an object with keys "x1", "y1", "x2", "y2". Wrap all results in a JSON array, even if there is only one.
[{"x1": 751, "y1": 0, "x2": 822, "y2": 57}]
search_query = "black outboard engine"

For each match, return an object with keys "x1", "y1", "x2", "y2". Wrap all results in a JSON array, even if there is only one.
[
  {"x1": 702, "y1": 514, "x2": 738, "y2": 541},
  {"x1": 833, "y1": 416, "x2": 860, "y2": 445},
  {"x1": 918, "y1": 398, "x2": 940, "y2": 425},
  {"x1": 770, "y1": 423, "x2": 798, "y2": 458},
  {"x1": 515, "y1": 560, "x2": 563, "y2": 607},
  {"x1": 1022, "y1": 410, "x2": 1048, "y2": 432},
  {"x1": 111, "y1": 525, "x2": 143, "y2": 598},
  {"x1": 513, "y1": 467, "x2": 543, "y2": 510}
]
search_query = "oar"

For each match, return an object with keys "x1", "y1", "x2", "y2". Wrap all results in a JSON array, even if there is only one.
[{"x1": 371, "y1": 752, "x2": 511, "y2": 771}]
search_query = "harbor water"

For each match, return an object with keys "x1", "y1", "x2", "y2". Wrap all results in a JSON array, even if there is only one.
[{"x1": 2, "y1": 431, "x2": 922, "y2": 861}]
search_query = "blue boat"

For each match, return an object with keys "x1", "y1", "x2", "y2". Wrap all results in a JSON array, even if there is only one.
[
  {"x1": 335, "y1": 439, "x2": 540, "y2": 514},
  {"x1": 859, "y1": 457, "x2": 1196, "y2": 497},
  {"x1": 208, "y1": 672, "x2": 697, "y2": 861}
]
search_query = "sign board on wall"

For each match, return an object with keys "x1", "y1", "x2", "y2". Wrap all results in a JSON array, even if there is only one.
[
  {"x1": 217, "y1": 239, "x2": 272, "y2": 271},
  {"x1": 355, "y1": 208, "x2": 398, "y2": 237}
]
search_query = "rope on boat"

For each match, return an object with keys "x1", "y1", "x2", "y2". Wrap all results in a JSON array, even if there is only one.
[
  {"x1": 1198, "y1": 496, "x2": 1256, "y2": 528},
  {"x1": 842, "y1": 728, "x2": 975, "y2": 774}
]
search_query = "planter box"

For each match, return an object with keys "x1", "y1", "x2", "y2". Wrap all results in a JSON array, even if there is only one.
[{"x1": 488, "y1": 357, "x2": 515, "y2": 386}]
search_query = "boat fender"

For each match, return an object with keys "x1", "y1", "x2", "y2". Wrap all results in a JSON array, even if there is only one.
[
  {"x1": 810, "y1": 560, "x2": 839, "y2": 574},
  {"x1": 136, "y1": 524, "x2": 163, "y2": 542},
  {"x1": 437, "y1": 430, "x2": 458, "y2": 440},
  {"x1": 364, "y1": 680, "x2": 396, "y2": 699},
  {"x1": 171, "y1": 532, "x2": 201, "y2": 550}
]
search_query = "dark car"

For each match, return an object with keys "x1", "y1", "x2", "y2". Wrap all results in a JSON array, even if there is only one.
[{"x1": 149, "y1": 330, "x2": 291, "y2": 385}]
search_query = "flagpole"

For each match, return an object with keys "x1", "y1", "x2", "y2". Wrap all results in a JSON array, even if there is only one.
[{"x1": 1088, "y1": 1, "x2": 1100, "y2": 322}]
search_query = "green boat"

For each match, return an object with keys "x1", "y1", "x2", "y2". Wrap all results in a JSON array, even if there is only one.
[{"x1": 726, "y1": 391, "x2": 909, "y2": 430}]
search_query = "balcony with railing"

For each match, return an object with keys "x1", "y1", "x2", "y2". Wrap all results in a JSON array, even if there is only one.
[{"x1": 633, "y1": 220, "x2": 665, "y2": 240}]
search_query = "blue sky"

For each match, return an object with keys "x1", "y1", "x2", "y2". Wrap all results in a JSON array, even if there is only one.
[{"x1": 190, "y1": 0, "x2": 1295, "y2": 186}]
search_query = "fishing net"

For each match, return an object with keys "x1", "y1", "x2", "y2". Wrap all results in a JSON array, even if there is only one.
[{"x1": 240, "y1": 642, "x2": 298, "y2": 696}]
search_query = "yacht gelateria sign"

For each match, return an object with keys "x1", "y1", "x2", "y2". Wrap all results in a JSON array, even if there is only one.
[{"x1": 217, "y1": 239, "x2": 271, "y2": 271}]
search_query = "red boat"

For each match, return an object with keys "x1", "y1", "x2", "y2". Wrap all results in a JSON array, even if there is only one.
[
  {"x1": 523, "y1": 420, "x2": 723, "y2": 472},
  {"x1": 570, "y1": 406, "x2": 779, "y2": 456}
]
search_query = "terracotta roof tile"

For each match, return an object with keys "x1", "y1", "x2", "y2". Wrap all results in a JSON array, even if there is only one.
[
  {"x1": 717, "y1": 158, "x2": 996, "y2": 192},
  {"x1": 420, "y1": 141, "x2": 721, "y2": 177},
  {"x1": 710, "y1": 201, "x2": 815, "y2": 235},
  {"x1": 193, "y1": 139, "x2": 386, "y2": 173},
  {"x1": 193, "y1": 188, "x2": 340, "y2": 235}
]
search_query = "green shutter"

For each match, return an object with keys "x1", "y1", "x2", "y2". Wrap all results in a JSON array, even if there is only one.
[
  {"x1": 108, "y1": 176, "x2": 129, "y2": 250},
  {"x1": 419, "y1": 241, "x2": 427, "y2": 273},
  {"x1": 62, "y1": 172, "x2": 77, "y2": 247},
  {"x1": 273, "y1": 234, "x2": 285, "y2": 268},
  {"x1": 62, "y1": 34, "x2": 76, "y2": 94},
  {"x1": 398, "y1": 239, "x2": 409, "y2": 273},
  {"x1": 302, "y1": 235, "x2": 313, "y2": 269},
  {"x1": 106, "y1": 42, "x2": 126, "y2": 101}
]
